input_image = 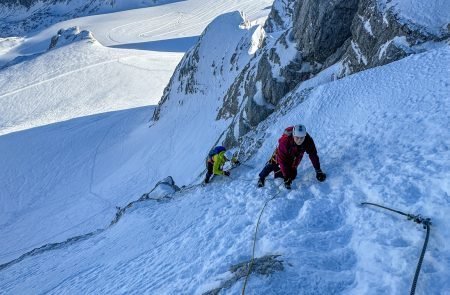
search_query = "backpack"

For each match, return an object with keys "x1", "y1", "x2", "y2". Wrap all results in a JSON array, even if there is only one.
[
  {"x1": 208, "y1": 146, "x2": 226, "y2": 159},
  {"x1": 283, "y1": 126, "x2": 294, "y2": 136}
]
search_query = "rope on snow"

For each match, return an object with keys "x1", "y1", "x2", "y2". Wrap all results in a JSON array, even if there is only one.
[{"x1": 241, "y1": 182, "x2": 284, "y2": 295}]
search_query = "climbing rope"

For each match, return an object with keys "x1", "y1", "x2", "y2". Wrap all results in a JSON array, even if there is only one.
[
  {"x1": 361, "y1": 202, "x2": 432, "y2": 295},
  {"x1": 241, "y1": 183, "x2": 284, "y2": 295}
]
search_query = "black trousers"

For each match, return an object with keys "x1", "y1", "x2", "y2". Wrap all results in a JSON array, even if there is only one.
[
  {"x1": 259, "y1": 162, "x2": 297, "y2": 181},
  {"x1": 205, "y1": 160, "x2": 214, "y2": 180}
]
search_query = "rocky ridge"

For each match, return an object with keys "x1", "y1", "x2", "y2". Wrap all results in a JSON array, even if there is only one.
[{"x1": 155, "y1": 0, "x2": 450, "y2": 147}]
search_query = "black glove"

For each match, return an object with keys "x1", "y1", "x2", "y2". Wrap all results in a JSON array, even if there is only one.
[
  {"x1": 284, "y1": 178, "x2": 292, "y2": 189},
  {"x1": 316, "y1": 170, "x2": 326, "y2": 182},
  {"x1": 234, "y1": 160, "x2": 241, "y2": 165},
  {"x1": 224, "y1": 171, "x2": 230, "y2": 176}
]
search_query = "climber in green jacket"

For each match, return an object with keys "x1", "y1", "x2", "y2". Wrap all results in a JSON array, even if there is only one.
[{"x1": 204, "y1": 147, "x2": 239, "y2": 184}]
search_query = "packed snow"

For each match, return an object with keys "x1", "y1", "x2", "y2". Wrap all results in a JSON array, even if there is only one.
[
  {"x1": 1, "y1": 43, "x2": 449, "y2": 294},
  {"x1": 0, "y1": 0, "x2": 449, "y2": 294},
  {"x1": 378, "y1": 0, "x2": 450, "y2": 36}
]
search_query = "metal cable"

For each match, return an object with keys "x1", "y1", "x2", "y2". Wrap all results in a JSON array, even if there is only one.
[
  {"x1": 410, "y1": 222, "x2": 431, "y2": 295},
  {"x1": 361, "y1": 202, "x2": 432, "y2": 295}
]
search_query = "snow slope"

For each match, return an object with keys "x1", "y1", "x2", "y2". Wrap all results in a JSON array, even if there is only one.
[
  {"x1": 0, "y1": 0, "x2": 273, "y2": 268},
  {"x1": 1, "y1": 43, "x2": 449, "y2": 294},
  {"x1": 0, "y1": 0, "x2": 273, "y2": 135},
  {"x1": 378, "y1": 0, "x2": 450, "y2": 36},
  {"x1": 0, "y1": 40, "x2": 180, "y2": 135}
]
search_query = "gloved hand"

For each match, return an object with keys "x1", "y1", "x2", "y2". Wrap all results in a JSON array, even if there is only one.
[
  {"x1": 284, "y1": 178, "x2": 292, "y2": 190},
  {"x1": 316, "y1": 170, "x2": 326, "y2": 182},
  {"x1": 234, "y1": 160, "x2": 241, "y2": 165},
  {"x1": 224, "y1": 171, "x2": 230, "y2": 176}
]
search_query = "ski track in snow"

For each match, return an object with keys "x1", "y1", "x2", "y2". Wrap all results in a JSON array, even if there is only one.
[
  {"x1": 0, "y1": 58, "x2": 118, "y2": 99},
  {"x1": 104, "y1": 0, "x2": 267, "y2": 44}
]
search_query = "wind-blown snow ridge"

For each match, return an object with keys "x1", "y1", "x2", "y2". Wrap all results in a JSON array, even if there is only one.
[
  {"x1": 0, "y1": 230, "x2": 103, "y2": 272},
  {"x1": 0, "y1": 176, "x2": 180, "y2": 272}
]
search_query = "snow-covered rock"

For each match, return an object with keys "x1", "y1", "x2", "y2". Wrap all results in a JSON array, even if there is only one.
[
  {"x1": 48, "y1": 26, "x2": 96, "y2": 50},
  {"x1": 146, "y1": 176, "x2": 180, "y2": 200},
  {"x1": 263, "y1": 0, "x2": 295, "y2": 33},
  {"x1": 153, "y1": 11, "x2": 259, "y2": 121},
  {"x1": 204, "y1": 0, "x2": 450, "y2": 144}
]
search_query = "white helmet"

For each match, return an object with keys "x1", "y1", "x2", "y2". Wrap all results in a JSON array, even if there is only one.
[
  {"x1": 293, "y1": 124, "x2": 307, "y2": 137},
  {"x1": 224, "y1": 150, "x2": 234, "y2": 161}
]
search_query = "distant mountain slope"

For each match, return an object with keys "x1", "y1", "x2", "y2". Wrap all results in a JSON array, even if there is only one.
[
  {"x1": 0, "y1": 0, "x2": 177, "y2": 37},
  {"x1": 0, "y1": 35, "x2": 181, "y2": 135}
]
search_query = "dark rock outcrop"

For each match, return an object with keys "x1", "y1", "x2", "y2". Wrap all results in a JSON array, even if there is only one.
[
  {"x1": 216, "y1": 0, "x2": 449, "y2": 145},
  {"x1": 292, "y1": 0, "x2": 359, "y2": 64},
  {"x1": 155, "y1": 0, "x2": 449, "y2": 148}
]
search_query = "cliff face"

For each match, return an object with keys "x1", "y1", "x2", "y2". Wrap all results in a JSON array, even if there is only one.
[
  {"x1": 215, "y1": 0, "x2": 449, "y2": 145},
  {"x1": 154, "y1": 0, "x2": 449, "y2": 146}
]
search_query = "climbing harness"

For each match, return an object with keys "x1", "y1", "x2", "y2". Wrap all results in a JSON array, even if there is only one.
[
  {"x1": 361, "y1": 202, "x2": 432, "y2": 295},
  {"x1": 241, "y1": 182, "x2": 285, "y2": 295}
]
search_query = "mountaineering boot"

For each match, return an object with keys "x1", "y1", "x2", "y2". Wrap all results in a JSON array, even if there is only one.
[
  {"x1": 257, "y1": 177, "x2": 265, "y2": 188},
  {"x1": 204, "y1": 175, "x2": 211, "y2": 184}
]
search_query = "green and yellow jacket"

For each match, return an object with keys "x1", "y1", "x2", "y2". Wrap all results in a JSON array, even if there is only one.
[
  {"x1": 208, "y1": 151, "x2": 237, "y2": 175},
  {"x1": 209, "y1": 151, "x2": 227, "y2": 175}
]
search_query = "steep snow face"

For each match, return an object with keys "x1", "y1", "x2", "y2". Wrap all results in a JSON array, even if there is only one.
[
  {"x1": 154, "y1": 11, "x2": 260, "y2": 121},
  {"x1": 1, "y1": 44, "x2": 448, "y2": 295},
  {"x1": 377, "y1": 0, "x2": 450, "y2": 36},
  {"x1": 0, "y1": 106, "x2": 155, "y2": 264}
]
